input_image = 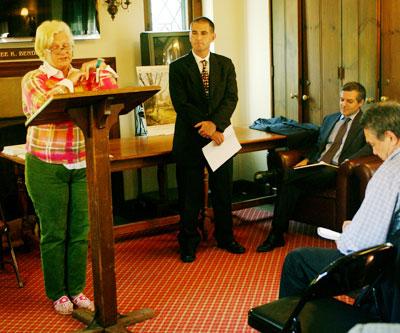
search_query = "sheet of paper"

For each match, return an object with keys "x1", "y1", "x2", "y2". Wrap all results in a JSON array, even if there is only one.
[
  {"x1": 317, "y1": 227, "x2": 341, "y2": 241},
  {"x1": 2, "y1": 144, "x2": 26, "y2": 156},
  {"x1": 1, "y1": 144, "x2": 26, "y2": 160},
  {"x1": 202, "y1": 125, "x2": 242, "y2": 172}
]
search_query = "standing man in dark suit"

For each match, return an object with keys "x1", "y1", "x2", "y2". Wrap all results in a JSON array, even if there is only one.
[
  {"x1": 257, "y1": 82, "x2": 372, "y2": 252},
  {"x1": 169, "y1": 16, "x2": 245, "y2": 263}
]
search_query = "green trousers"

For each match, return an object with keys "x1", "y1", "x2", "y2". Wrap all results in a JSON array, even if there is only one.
[{"x1": 25, "y1": 154, "x2": 89, "y2": 301}]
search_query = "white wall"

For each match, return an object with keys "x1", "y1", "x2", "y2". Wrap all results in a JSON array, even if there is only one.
[{"x1": 209, "y1": 0, "x2": 273, "y2": 180}]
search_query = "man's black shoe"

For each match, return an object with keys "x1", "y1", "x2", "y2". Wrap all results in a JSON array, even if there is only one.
[
  {"x1": 257, "y1": 232, "x2": 285, "y2": 252},
  {"x1": 178, "y1": 235, "x2": 200, "y2": 263},
  {"x1": 180, "y1": 253, "x2": 196, "y2": 263},
  {"x1": 218, "y1": 240, "x2": 246, "y2": 254}
]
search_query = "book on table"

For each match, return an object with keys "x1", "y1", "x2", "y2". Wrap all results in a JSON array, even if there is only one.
[{"x1": 293, "y1": 161, "x2": 339, "y2": 170}]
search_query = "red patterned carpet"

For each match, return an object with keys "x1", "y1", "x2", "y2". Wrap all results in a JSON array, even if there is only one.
[{"x1": 0, "y1": 208, "x2": 335, "y2": 333}]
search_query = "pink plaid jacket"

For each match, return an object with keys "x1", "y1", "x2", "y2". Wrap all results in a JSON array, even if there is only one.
[{"x1": 22, "y1": 62, "x2": 118, "y2": 164}]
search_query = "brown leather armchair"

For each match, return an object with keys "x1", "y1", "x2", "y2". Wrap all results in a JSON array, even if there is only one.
[
  {"x1": 354, "y1": 156, "x2": 383, "y2": 201},
  {"x1": 272, "y1": 150, "x2": 382, "y2": 231}
]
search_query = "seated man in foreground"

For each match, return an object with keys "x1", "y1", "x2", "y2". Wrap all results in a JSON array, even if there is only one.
[{"x1": 280, "y1": 101, "x2": 400, "y2": 298}]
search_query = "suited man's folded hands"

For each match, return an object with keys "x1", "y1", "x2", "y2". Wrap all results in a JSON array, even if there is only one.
[
  {"x1": 194, "y1": 120, "x2": 224, "y2": 145},
  {"x1": 210, "y1": 131, "x2": 224, "y2": 145},
  {"x1": 195, "y1": 120, "x2": 216, "y2": 138}
]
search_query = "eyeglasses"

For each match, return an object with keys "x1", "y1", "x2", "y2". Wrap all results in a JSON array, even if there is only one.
[{"x1": 47, "y1": 43, "x2": 73, "y2": 54}]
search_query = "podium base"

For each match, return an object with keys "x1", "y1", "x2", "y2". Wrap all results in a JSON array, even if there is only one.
[{"x1": 73, "y1": 308, "x2": 157, "y2": 332}]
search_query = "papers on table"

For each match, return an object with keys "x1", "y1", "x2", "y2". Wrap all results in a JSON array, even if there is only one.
[
  {"x1": 317, "y1": 227, "x2": 341, "y2": 241},
  {"x1": 202, "y1": 125, "x2": 242, "y2": 172},
  {"x1": 2, "y1": 144, "x2": 26, "y2": 159}
]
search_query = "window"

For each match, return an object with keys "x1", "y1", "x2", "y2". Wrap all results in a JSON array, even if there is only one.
[
  {"x1": 144, "y1": 0, "x2": 202, "y2": 31},
  {"x1": 149, "y1": 0, "x2": 187, "y2": 31}
]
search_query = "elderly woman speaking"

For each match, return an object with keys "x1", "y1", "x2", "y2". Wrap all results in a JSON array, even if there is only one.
[{"x1": 22, "y1": 20, "x2": 118, "y2": 315}]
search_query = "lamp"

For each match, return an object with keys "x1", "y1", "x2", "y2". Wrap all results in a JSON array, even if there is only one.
[
  {"x1": 20, "y1": 7, "x2": 37, "y2": 36},
  {"x1": 105, "y1": 0, "x2": 132, "y2": 20}
]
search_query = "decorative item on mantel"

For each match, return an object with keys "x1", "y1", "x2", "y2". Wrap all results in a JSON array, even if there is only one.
[
  {"x1": 105, "y1": 0, "x2": 132, "y2": 20},
  {"x1": 134, "y1": 104, "x2": 148, "y2": 136}
]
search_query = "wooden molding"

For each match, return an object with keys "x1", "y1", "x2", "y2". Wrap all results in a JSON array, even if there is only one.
[
  {"x1": 188, "y1": 0, "x2": 203, "y2": 23},
  {"x1": 0, "y1": 57, "x2": 117, "y2": 78}
]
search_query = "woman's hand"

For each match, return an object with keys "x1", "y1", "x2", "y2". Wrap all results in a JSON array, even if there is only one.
[
  {"x1": 67, "y1": 70, "x2": 85, "y2": 85},
  {"x1": 80, "y1": 58, "x2": 107, "y2": 79}
]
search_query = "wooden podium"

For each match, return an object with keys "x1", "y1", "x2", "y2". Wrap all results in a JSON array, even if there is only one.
[{"x1": 26, "y1": 86, "x2": 160, "y2": 332}]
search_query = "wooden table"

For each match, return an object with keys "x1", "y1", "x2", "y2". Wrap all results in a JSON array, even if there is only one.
[
  {"x1": 0, "y1": 127, "x2": 286, "y2": 241},
  {"x1": 102, "y1": 126, "x2": 287, "y2": 239},
  {"x1": 109, "y1": 126, "x2": 286, "y2": 171}
]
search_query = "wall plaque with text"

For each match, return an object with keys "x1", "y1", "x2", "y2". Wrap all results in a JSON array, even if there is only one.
[{"x1": 0, "y1": 48, "x2": 38, "y2": 61}]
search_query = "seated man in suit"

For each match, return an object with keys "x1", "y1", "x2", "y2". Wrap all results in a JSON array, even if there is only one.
[
  {"x1": 257, "y1": 81, "x2": 372, "y2": 252},
  {"x1": 279, "y1": 101, "x2": 400, "y2": 298}
]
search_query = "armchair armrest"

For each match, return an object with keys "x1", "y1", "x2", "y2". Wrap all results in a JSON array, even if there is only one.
[
  {"x1": 336, "y1": 155, "x2": 382, "y2": 226},
  {"x1": 277, "y1": 149, "x2": 308, "y2": 169},
  {"x1": 337, "y1": 155, "x2": 380, "y2": 187},
  {"x1": 354, "y1": 156, "x2": 383, "y2": 201}
]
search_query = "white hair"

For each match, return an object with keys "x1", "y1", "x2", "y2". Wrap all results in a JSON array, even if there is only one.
[{"x1": 34, "y1": 20, "x2": 74, "y2": 60}]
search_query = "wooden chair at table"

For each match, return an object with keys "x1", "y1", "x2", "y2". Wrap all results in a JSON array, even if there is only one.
[{"x1": 0, "y1": 203, "x2": 23, "y2": 287}]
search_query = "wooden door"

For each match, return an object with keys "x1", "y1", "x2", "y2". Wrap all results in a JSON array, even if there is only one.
[
  {"x1": 302, "y1": 0, "x2": 378, "y2": 124},
  {"x1": 302, "y1": 0, "x2": 341, "y2": 124},
  {"x1": 380, "y1": 0, "x2": 400, "y2": 101},
  {"x1": 271, "y1": 0, "x2": 378, "y2": 125},
  {"x1": 342, "y1": 0, "x2": 378, "y2": 104},
  {"x1": 271, "y1": 0, "x2": 303, "y2": 121}
]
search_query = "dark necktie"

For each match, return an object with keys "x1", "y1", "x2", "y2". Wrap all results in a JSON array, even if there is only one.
[
  {"x1": 201, "y1": 60, "x2": 209, "y2": 97},
  {"x1": 320, "y1": 117, "x2": 351, "y2": 164}
]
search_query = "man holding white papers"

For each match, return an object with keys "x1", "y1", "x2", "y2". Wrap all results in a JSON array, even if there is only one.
[
  {"x1": 279, "y1": 101, "x2": 400, "y2": 297},
  {"x1": 257, "y1": 82, "x2": 372, "y2": 252},
  {"x1": 169, "y1": 16, "x2": 245, "y2": 263}
]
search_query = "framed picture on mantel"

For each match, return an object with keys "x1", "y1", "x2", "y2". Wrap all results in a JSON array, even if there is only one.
[{"x1": 136, "y1": 65, "x2": 175, "y2": 136}]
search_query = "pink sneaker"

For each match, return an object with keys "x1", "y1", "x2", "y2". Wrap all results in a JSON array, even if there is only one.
[
  {"x1": 71, "y1": 293, "x2": 95, "y2": 311},
  {"x1": 53, "y1": 295, "x2": 73, "y2": 315}
]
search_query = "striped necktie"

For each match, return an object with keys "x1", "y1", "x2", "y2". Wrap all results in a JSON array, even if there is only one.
[
  {"x1": 201, "y1": 59, "x2": 209, "y2": 97},
  {"x1": 320, "y1": 117, "x2": 351, "y2": 164}
]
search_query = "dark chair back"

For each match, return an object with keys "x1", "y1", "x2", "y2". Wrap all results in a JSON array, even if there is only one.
[
  {"x1": 364, "y1": 231, "x2": 400, "y2": 323},
  {"x1": 284, "y1": 243, "x2": 395, "y2": 332},
  {"x1": 249, "y1": 243, "x2": 396, "y2": 333},
  {"x1": 307, "y1": 242, "x2": 395, "y2": 299}
]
